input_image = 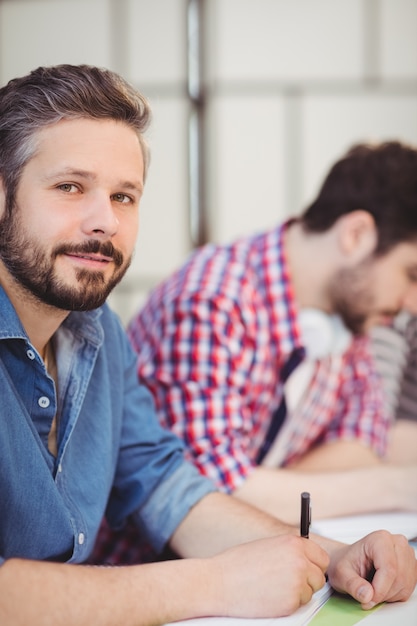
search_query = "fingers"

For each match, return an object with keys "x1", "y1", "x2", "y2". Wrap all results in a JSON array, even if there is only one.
[
  {"x1": 328, "y1": 531, "x2": 417, "y2": 610},
  {"x1": 368, "y1": 534, "x2": 417, "y2": 605},
  {"x1": 301, "y1": 538, "x2": 330, "y2": 602},
  {"x1": 214, "y1": 535, "x2": 330, "y2": 618},
  {"x1": 354, "y1": 581, "x2": 375, "y2": 608},
  {"x1": 284, "y1": 537, "x2": 329, "y2": 609},
  {"x1": 303, "y1": 535, "x2": 330, "y2": 575},
  {"x1": 280, "y1": 543, "x2": 328, "y2": 613},
  {"x1": 303, "y1": 566, "x2": 328, "y2": 602}
]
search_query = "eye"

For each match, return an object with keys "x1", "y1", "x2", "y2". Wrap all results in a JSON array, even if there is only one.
[
  {"x1": 112, "y1": 193, "x2": 133, "y2": 204},
  {"x1": 57, "y1": 183, "x2": 78, "y2": 193}
]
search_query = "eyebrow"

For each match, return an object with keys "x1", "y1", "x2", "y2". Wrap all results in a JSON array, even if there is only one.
[{"x1": 42, "y1": 167, "x2": 144, "y2": 194}]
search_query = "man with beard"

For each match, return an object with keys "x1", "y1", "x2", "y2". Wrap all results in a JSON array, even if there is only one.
[
  {"x1": 2, "y1": 64, "x2": 416, "y2": 625},
  {"x1": 91, "y1": 140, "x2": 417, "y2": 554}
]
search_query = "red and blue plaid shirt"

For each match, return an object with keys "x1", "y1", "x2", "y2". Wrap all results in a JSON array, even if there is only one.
[{"x1": 128, "y1": 222, "x2": 390, "y2": 492}]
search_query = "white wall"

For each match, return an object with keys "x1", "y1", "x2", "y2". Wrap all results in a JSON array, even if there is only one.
[{"x1": 1, "y1": 0, "x2": 416, "y2": 325}]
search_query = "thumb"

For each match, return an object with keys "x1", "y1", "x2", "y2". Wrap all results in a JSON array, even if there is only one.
[{"x1": 352, "y1": 580, "x2": 376, "y2": 609}]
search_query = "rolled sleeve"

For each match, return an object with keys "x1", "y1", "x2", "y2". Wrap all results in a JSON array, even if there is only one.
[{"x1": 132, "y1": 460, "x2": 216, "y2": 553}]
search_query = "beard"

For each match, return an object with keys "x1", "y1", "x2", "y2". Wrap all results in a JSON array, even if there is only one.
[
  {"x1": 327, "y1": 263, "x2": 373, "y2": 335},
  {"x1": 0, "y1": 207, "x2": 131, "y2": 312},
  {"x1": 327, "y1": 261, "x2": 398, "y2": 336}
]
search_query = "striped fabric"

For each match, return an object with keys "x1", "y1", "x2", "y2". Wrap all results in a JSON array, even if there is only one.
[{"x1": 371, "y1": 313, "x2": 417, "y2": 422}]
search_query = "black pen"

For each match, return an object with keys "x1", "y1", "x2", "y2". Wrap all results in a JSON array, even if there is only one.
[{"x1": 300, "y1": 491, "x2": 311, "y2": 538}]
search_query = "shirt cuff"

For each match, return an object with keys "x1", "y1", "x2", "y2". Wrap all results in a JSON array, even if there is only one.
[{"x1": 132, "y1": 460, "x2": 217, "y2": 553}]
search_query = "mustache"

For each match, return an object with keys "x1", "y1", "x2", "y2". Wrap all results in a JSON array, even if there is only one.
[{"x1": 53, "y1": 240, "x2": 124, "y2": 268}]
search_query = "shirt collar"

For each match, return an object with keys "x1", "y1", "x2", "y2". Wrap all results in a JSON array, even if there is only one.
[
  {"x1": 0, "y1": 286, "x2": 27, "y2": 340},
  {"x1": 0, "y1": 285, "x2": 104, "y2": 346},
  {"x1": 255, "y1": 220, "x2": 303, "y2": 363}
]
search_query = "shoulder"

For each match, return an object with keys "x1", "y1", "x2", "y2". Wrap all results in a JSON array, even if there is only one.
[{"x1": 141, "y1": 236, "x2": 265, "y2": 318}]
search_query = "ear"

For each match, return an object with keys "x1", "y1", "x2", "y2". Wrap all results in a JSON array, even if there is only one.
[{"x1": 336, "y1": 210, "x2": 377, "y2": 263}]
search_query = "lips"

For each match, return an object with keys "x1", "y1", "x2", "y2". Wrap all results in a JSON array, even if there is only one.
[
  {"x1": 53, "y1": 240, "x2": 124, "y2": 268},
  {"x1": 71, "y1": 252, "x2": 112, "y2": 263}
]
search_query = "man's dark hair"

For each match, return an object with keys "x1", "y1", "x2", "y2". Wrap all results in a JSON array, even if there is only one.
[{"x1": 300, "y1": 141, "x2": 417, "y2": 254}]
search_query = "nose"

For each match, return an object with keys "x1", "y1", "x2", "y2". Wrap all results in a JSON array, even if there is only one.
[
  {"x1": 81, "y1": 193, "x2": 119, "y2": 238},
  {"x1": 402, "y1": 283, "x2": 417, "y2": 315}
]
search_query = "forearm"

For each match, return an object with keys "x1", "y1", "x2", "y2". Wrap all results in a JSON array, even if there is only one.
[
  {"x1": 388, "y1": 420, "x2": 417, "y2": 463},
  {"x1": 170, "y1": 492, "x2": 347, "y2": 567},
  {"x1": 287, "y1": 440, "x2": 381, "y2": 471},
  {"x1": 0, "y1": 529, "x2": 332, "y2": 624},
  {"x1": 0, "y1": 557, "x2": 220, "y2": 626},
  {"x1": 170, "y1": 491, "x2": 297, "y2": 558},
  {"x1": 233, "y1": 464, "x2": 417, "y2": 525}
]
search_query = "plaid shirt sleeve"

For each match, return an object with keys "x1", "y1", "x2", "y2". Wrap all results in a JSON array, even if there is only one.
[
  {"x1": 128, "y1": 284, "x2": 266, "y2": 493},
  {"x1": 322, "y1": 337, "x2": 391, "y2": 453}
]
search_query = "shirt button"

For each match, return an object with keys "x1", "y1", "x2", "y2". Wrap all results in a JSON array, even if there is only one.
[
  {"x1": 26, "y1": 349, "x2": 36, "y2": 360},
  {"x1": 38, "y1": 396, "x2": 50, "y2": 408},
  {"x1": 78, "y1": 533, "x2": 85, "y2": 545},
  {"x1": 57, "y1": 463, "x2": 63, "y2": 473}
]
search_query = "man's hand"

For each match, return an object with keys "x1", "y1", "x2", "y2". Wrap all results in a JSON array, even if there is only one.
[
  {"x1": 207, "y1": 535, "x2": 329, "y2": 618},
  {"x1": 326, "y1": 530, "x2": 417, "y2": 609}
]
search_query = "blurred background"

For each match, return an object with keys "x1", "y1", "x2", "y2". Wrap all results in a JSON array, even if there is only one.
[{"x1": 1, "y1": 0, "x2": 416, "y2": 325}]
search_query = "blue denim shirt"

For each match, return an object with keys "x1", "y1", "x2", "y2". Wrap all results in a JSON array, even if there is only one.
[{"x1": 0, "y1": 287, "x2": 215, "y2": 565}]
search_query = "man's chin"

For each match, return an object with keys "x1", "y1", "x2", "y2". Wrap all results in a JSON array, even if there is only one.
[
  {"x1": 40, "y1": 281, "x2": 113, "y2": 312},
  {"x1": 36, "y1": 265, "x2": 129, "y2": 311}
]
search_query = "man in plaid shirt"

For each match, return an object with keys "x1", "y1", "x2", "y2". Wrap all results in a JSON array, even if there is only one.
[{"x1": 91, "y1": 141, "x2": 417, "y2": 564}]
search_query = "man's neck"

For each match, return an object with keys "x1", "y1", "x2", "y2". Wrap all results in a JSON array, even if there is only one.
[
  {"x1": 0, "y1": 267, "x2": 68, "y2": 357},
  {"x1": 284, "y1": 220, "x2": 339, "y2": 312}
]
